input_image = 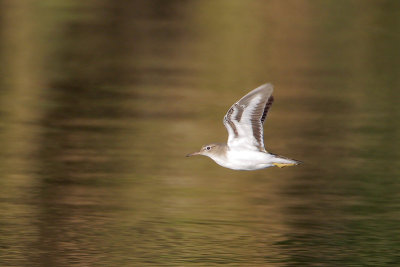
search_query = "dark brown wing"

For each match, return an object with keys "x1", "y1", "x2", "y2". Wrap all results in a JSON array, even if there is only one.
[{"x1": 261, "y1": 95, "x2": 274, "y2": 124}]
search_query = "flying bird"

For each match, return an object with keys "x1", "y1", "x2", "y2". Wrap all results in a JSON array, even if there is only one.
[{"x1": 186, "y1": 83, "x2": 300, "y2": 170}]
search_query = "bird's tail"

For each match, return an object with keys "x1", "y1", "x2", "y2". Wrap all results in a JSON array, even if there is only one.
[{"x1": 271, "y1": 154, "x2": 301, "y2": 168}]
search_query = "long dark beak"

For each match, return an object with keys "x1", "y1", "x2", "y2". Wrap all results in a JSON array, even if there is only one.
[{"x1": 186, "y1": 151, "x2": 201, "y2": 157}]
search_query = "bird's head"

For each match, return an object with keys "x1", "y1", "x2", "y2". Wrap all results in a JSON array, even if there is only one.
[{"x1": 186, "y1": 143, "x2": 220, "y2": 157}]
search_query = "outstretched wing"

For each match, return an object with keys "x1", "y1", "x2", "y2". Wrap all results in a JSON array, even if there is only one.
[{"x1": 223, "y1": 83, "x2": 274, "y2": 152}]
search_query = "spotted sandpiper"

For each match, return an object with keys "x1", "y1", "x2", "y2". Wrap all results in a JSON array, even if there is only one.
[{"x1": 186, "y1": 83, "x2": 300, "y2": 170}]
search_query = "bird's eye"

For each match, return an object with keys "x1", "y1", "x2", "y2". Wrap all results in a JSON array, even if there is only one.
[{"x1": 206, "y1": 146, "x2": 211, "y2": 151}]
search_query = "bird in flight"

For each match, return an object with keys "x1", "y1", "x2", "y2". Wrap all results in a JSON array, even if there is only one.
[{"x1": 186, "y1": 83, "x2": 300, "y2": 170}]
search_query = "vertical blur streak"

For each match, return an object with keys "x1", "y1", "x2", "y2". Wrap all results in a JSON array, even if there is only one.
[
  {"x1": 25, "y1": 2, "x2": 140, "y2": 266},
  {"x1": 0, "y1": 0, "x2": 47, "y2": 265},
  {"x1": 0, "y1": 1, "x2": 44, "y2": 167}
]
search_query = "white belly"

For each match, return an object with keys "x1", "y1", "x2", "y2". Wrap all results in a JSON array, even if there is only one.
[{"x1": 212, "y1": 150, "x2": 274, "y2": 170}]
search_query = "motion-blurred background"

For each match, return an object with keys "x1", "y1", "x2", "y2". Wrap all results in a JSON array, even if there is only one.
[{"x1": 0, "y1": 1, "x2": 399, "y2": 266}]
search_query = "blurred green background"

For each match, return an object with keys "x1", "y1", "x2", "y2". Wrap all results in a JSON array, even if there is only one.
[{"x1": 0, "y1": 0, "x2": 399, "y2": 266}]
